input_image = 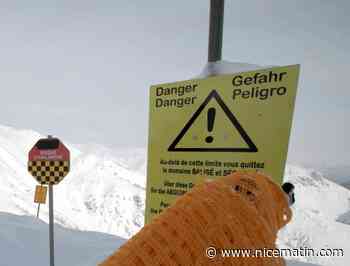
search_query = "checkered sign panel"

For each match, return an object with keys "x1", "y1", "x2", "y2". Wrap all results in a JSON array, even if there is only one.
[
  {"x1": 28, "y1": 160, "x2": 70, "y2": 185},
  {"x1": 28, "y1": 137, "x2": 70, "y2": 185}
]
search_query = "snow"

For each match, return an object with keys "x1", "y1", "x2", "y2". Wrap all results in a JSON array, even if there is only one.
[
  {"x1": 0, "y1": 125, "x2": 349, "y2": 266},
  {"x1": 0, "y1": 212, "x2": 124, "y2": 266},
  {"x1": 0, "y1": 125, "x2": 145, "y2": 239},
  {"x1": 277, "y1": 165, "x2": 350, "y2": 266},
  {"x1": 197, "y1": 60, "x2": 273, "y2": 77},
  {"x1": 284, "y1": 165, "x2": 350, "y2": 219},
  {"x1": 0, "y1": 211, "x2": 320, "y2": 266}
]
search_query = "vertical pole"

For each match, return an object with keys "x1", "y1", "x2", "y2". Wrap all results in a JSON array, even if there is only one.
[
  {"x1": 49, "y1": 184, "x2": 55, "y2": 266},
  {"x1": 36, "y1": 184, "x2": 43, "y2": 219},
  {"x1": 36, "y1": 203, "x2": 41, "y2": 218},
  {"x1": 208, "y1": 0, "x2": 225, "y2": 62}
]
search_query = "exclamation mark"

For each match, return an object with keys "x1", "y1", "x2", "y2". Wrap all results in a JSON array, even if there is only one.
[{"x1": 205, "y1": 107, "x2": 216, "y2": 143}]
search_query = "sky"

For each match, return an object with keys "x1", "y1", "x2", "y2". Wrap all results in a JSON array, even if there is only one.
[{"x1": 0, "y1": 1, "x2": 349, "y2": 179}]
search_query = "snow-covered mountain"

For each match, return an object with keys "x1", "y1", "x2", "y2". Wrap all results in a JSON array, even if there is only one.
[
  {"x1": 0, "y1": 125, "x2": 349, "y2": 266},
  {"x1": 0, "y1": 125, "x2": 145, "y2": 239}
]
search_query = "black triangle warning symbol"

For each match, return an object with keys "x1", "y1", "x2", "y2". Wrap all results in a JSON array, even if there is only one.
[{"x1": 168, "y1": 90, "x2": 258, "y2": 152}]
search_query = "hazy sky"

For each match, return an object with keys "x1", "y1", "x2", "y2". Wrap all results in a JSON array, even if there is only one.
[{"x1": 0, "y1": 1, "x2": 349, "y2": 174}]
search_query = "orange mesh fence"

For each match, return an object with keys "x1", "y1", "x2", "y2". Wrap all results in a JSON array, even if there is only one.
[{"x1": 99, "y1": 171, "x2": 292, "y2": 266}]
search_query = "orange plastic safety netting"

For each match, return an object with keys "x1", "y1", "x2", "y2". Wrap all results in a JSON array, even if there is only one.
[{"x1": 99, "y1": 171, "x2": 292, "y2": 266}]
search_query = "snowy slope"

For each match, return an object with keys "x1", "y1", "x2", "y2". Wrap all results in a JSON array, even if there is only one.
[
  {"x1": 76, "y1": 144, "x2": 147, "y2": 177},
  {"x1": 284, "y1": 165, "x2": 350, "y2": 218},
  {"x1": 0, "y1": 212, "x2": 124, "y2": 266},
  {"x1": 0, "y1": 125, "x2": 145, "y2": 239},
  {"x1": 278, "y1": 165, "x2": 350, "y2": 266},
  {"x1": 0, "y1": 212, "x2": 319, "y2": 266}
]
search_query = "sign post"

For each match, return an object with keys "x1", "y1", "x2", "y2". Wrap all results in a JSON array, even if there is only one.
[
  {"x1": 145, "y1": 65, "x2": 300, "y2": 224},
  {"x1": 36, "y1": 201, "x2": 40, "y2": 219},
  {"x1": 208, "y1": 0, "x2": 225, "y2": 62},
  {"x1": 34, "y1": 185, "x2": 47, "y2": 218},
  {"x1": 49, "y1": 184, "x2": 54, "y2": 266},
  {"x1": 28, "y1": 136, "x2": 70, "y2": 266}
]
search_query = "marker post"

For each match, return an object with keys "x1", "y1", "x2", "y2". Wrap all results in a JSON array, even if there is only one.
[
  {"x1": 28, "y1": 136, "x2": 70, "y2": 266},
  {"x1": 49, "y1": 183, "x2": 55, "y2": 266},
  {"x1": 208, "y1": 0, "x2": 225, "y2": 62},
  {"x1": 36, "y1": 185, "x2": 41, "y2": 219},
  {"x1": 46, "y1": 135, "x2": 55, "y2": 266}
]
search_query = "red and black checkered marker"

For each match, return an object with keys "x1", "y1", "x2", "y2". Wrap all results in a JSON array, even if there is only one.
[{"x1": 28, "y1": 137, "x2": 70, "y2": 185}]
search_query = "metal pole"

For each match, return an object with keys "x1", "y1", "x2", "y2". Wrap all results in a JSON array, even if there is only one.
[
  {"x1": 49, "y1": 184, "x2": 55, "y2": 266},
  {"x1": 36, "y1": 184, "x2": 44, "y2": 219},
  {"x1": 208, "y1": 0, "x2": 225, "y2": 62},
  {"x1": 36, "y1": 203, "x2": 41, "y2": 218}
]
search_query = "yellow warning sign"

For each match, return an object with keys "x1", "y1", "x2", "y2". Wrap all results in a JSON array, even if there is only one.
[
  {"x1": 34, "y1": 185, "x2": 47, "y2": 204},
  {"x1": 168, "y1": 90, "x2": 258, "y2": 152},
  {"x1": 146, "y1": 64, "x2": 300, "y2": 223}
]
